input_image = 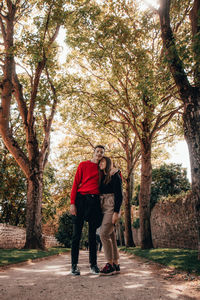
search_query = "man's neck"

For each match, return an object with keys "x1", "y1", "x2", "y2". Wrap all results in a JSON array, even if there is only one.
[{"x1": 90, "y1": 158, "x2": 99, "y2": 164}]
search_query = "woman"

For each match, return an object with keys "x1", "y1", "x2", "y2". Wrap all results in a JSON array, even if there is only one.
[{"x1": 99, "y1": 156, "x2": 123, "y2": 275}]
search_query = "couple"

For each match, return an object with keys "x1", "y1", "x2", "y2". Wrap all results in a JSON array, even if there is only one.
[{"x1": 70, "y1": 145, "x2": 123, "y2": 276}]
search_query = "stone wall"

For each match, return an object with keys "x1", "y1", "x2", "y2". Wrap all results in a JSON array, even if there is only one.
[
  {"x1": 44, "y1": 235, "x2": 61, "y2": 248},
  {"x1": 150, "y1": 192, "x2": 198, "y2": 249},
  {"x1": 1, "y1": 192, "x2": 198, "y2": 250},
  {"x1": 132, "y1": 192, "x2": 198, "y2": 250},
  {"x1": 0, "y1": 223, "x2": 61, "y2": 249}
]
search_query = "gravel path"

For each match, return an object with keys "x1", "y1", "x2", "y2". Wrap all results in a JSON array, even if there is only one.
[{"x1": 0, "y1": 250, "x2": 199, "y2": 300}]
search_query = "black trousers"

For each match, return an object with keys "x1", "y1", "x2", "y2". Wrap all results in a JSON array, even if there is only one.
[{"x1": 71, "y1": 193, "x2": 102, "y2": 266}]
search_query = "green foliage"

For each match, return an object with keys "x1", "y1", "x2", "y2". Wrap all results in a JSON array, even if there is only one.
[
  {"x1": 55, "y1": 211, "x2": 89, "y2": 249},
  {"x1": 0, "y1": 139, "x2": 26, "y2": 226},
  {"x1": 62, "y1": 0, "x2": 182, "y2": 163},
  {"x1": 133, "y1": 163, "x2": 191, "y2": 209},
  {"x1": 55, "y1": 212, "x2": 73, "y2": 247},
  {"x1": 120, "y1": 247, "x2": 200, "y2": 275},
  {"x1": 133, "y1": 218, "x2": 140, "y2": 229}
]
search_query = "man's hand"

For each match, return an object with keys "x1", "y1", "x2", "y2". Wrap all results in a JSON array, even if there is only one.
[
  {"x1": 70, "y1": 204, "x2": 77, "y2": 216},
  {"x1": 112, "y1": 212, "x2": 119, "y2": 224}
]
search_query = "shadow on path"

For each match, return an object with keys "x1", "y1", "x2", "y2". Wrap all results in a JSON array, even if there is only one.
[{"x1": 0, "y1": 250, "x2": 199, "y2": 300}]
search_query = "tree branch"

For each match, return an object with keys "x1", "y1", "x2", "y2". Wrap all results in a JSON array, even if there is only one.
[
  {"x1": 0, "y1": 15, "x2": 6, "y2": 42},
  {"x1": 158, "y1": 0, "x2": 191, "y2": 100},
  {"x1": 28, "y1": 3, "x2": 60, "y2": 126},
  {"x1": 12, "y1": 62, "x2": 28, "y2": 127},
  {"x1": 151, "y1": 105, "x2": 183, "y2": 138}
]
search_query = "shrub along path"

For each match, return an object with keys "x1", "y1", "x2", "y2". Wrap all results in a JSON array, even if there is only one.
[{"x1": 0, "y1": 250, "x2": 199, "y2": 300}]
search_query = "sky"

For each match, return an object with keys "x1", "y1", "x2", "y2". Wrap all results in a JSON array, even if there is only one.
[
  {"x1": 166, "y1": 140, "x2": 191, "y2": 182},
  {"x1": 141, "y1": 0, "x2": 159, "y2": 10}
]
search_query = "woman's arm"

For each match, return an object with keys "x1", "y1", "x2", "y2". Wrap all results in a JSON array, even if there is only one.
[{"x1": 113, "y1": 172, "x2": 123, "y2": 213}]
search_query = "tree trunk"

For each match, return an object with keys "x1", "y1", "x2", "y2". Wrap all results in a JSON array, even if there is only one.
[
  {"x1": 24, "y1": 169, "x2": 45, "y2": 249},
  {"x1": 158, "y1": 0, "x2": 200, "y2": 258},
  {"x1": 119, "y1": 221, "x2": 125, "y2": 246},
  {"x1": 115, "y1": 221, "x2": 125, "y2": 246},
  {"x1": 183, "y1": 93, "x2": 200, "y2": 258},
  {"x1": 124, "y1": 178, "x2": 135, "y2": 247},
  {"x1": 139, "y1": 146, "x2": 153, "y2": 249}
]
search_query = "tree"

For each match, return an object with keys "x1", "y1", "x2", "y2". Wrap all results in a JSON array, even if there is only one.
[
  {"x1": 64, "y1": 0, "x2": 181, "y2": 248},
  {"x1": 133, "y1": 163, "x2": 191, "y2": 209},
  {"x1": 155, "y1": 0, "x2": 200, "y2": 258},
  {"x1": 0, "y1": 138, "x2": 26, "y2": 226},
  {"x1": 0, "y1": 0, "x2": 67, "y2": 249}
]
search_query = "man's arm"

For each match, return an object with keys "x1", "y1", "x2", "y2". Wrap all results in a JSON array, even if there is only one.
[
  {"x1": 70, "y1": 163, "x2": 83, "y2": 215},
  {"x1": 70, "y1": 204, "x2": 77, "y2": 216}
]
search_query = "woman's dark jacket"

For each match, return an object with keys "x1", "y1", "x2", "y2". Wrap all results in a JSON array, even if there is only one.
[{"x1": 99, "y1": 171, "x2": 123, "y2": 213}]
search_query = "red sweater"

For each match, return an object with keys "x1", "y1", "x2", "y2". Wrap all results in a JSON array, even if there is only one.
[{"x1": 70, "y1": 160, "x2": 100, "y2": 204}]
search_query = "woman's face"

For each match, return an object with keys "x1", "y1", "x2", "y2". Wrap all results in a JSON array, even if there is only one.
[{"x1": 99, "y1": 158, "x2": 106, "y2": 170}]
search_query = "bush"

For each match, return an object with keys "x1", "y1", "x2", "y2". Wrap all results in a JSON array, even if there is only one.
[
  {"x1": 55, "y1": 212, "x2": 89, "y2": 248},
  {"x1": 55, "y1": 212, "x2": 73, "y2": 247},
  {"x1": 133, "y1": 218, "x2": 140, "y2": 229}
]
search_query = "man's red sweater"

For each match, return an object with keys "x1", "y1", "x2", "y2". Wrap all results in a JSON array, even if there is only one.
[{"x1": 70, "y1": 160, "x2": 100, "y2": 205}]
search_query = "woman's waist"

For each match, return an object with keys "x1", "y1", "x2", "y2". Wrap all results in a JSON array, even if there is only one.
[
  {"x1": 100, "y1": 193, "x2": 114, "y2": 196},
  {"x1": 100, "y1": 193, "x2": 115, "y2": 211}
]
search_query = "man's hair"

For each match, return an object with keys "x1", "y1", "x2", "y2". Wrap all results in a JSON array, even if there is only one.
[{"x1": 94, "y1": 145, "x2": 105, "y2": 151}]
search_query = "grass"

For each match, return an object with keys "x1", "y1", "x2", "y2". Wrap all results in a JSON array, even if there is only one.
[
  {"x1": 120, "y1": 247, "x2": 200, "y2": 275},
  {"x1": 0, "y1": 247, "x2": 70, "y2": 267},
  {"x1": 1, "y1": 246, "x2": 199, "y2": 275}
]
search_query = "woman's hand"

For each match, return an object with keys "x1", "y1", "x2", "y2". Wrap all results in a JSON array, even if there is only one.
[
  {"x1": 70, "y1": 204, "x2": 77, "y2": 216},
  {"x1": 110, "y1": 168, "x2": 118, "y2": 176},
  {"x1": 112, "y1": 212, "x2": 119, "y2": 224}
]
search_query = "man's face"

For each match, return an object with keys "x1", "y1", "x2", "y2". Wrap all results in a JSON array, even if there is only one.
[{"x1": 93, "y1": 147, "x2": 105, "y2": 161}]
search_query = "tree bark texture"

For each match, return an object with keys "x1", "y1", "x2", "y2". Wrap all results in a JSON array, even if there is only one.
[
  {"x1": 183, "y1": 93, "x2": 200, "y2": 258},
  {"x1": 139, "y1": 145, "x2": 153, "y2": 249},
  {"x1": 121, "y1": 126, "x2": 139, "y2": 247},
  {"x1": 124, "y1": 177, "x2": 135, "y2": 247},
  {"x1": 25, "y1": 170, "x2": 45, "y2": 249},
  {"x1": 158, "y1": 0, "x2": 200, "y2": 258},
  {"x1": 118, "y1": 221, "x2": 125, "y2": 246}
]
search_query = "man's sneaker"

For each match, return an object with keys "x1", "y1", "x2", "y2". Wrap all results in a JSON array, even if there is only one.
[
  {"x1": 113, "y1": 263, "x2": 120, "y2": 274},
  {"x1": 100, "y1": 263, "x2": 115, "y2": 276},
  {"x1": 90, "y1": 264, "x2": 100, "y2": 275},
  {"x1": 70, "y1": 264, "x2": 80, "y2": 276}
]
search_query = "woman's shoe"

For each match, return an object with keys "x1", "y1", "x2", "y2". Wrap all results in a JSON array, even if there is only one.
[
  {"x1": 113, "y1": 263, "x2": 120, "y2": 274},
  {"x1": 100, "y1": 263, "x2": 115, "y2": 276}
]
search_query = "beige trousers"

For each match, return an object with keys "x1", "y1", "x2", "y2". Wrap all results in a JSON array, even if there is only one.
[{"x1": 100, "y1": 193, "x2": 119, "y2": 262}]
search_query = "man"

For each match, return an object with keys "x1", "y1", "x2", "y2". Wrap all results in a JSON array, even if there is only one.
[{"x1": 70, "y1": 145, "x2": 105, "y2": 275}]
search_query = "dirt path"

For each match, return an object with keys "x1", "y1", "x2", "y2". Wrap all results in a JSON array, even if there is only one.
[{"x1": 0, "y1": 250, "x2": 199, "y2": 300}]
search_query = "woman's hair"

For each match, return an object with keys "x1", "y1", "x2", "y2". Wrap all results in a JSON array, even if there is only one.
[{"x1": 101, "y1": 156, "x2": 112, "y2": 184}]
